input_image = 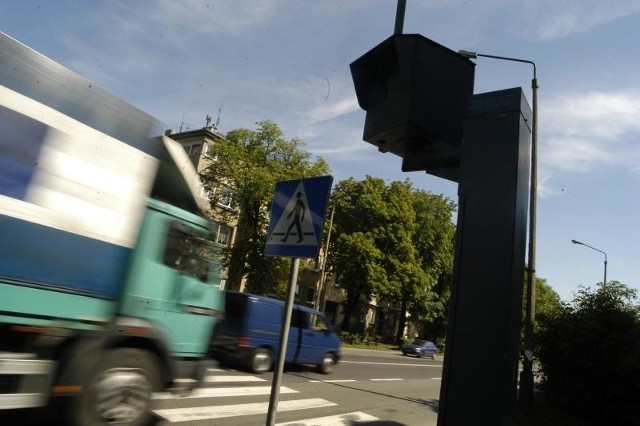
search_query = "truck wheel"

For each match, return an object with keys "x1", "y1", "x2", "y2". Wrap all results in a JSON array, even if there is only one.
[
  {"x1": 317, "y1": 353, "x2": 336, "y2": 374},
  {"x1": 250, "y1": 348, "x2": 272, "y2": 374},
  {"x1": 71, "y1": 348, "x2": 162, "y2": 426}
]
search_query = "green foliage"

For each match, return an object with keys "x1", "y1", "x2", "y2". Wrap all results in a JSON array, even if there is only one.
[
  {"x1": 200, "y1": 120, "x2": 329, "y2": 294},
  {"x1": 339, "y1": 331, "x2": 364, "y2": 346},
  {"x1": 536, "y1": 281, "x2": 640, "y2": 425},
  {"x1": 330, "y1": 177, "x2": 456, "y2": 340},
  {"x1": 531, "y1": 276, "x2": 563, "y2": 322},
  {"x1": 409, "y1": 189, "x2": 456, "y2": 338},
  {"x1": 520, "y1": 276, "x2": 563, "y2": 345}
]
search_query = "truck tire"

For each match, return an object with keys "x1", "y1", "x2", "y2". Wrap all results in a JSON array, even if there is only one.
[
  {"x1": 317, "y1": 353, "x2": 336, "y2": 374},
  {"x1": 70, "y1": 348, "x2": 162, "y2": 426},
  {"x1": 250, "y1": 348, "x2": 272, "y2": 374}
]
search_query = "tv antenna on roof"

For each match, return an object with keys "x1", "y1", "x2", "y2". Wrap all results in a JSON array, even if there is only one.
[{"x1": 215, "y1": 102, "x2": 223, "y2": 129}]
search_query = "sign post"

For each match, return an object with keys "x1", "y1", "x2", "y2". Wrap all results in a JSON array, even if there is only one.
[{"x1": 265, "y1": 175, "x2": 333, "y2": 426}]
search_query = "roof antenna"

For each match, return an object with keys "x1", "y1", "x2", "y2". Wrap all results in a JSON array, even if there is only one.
[
  {"x1": 215, "y1": 102, "x2": 223, "y2": 129},
  {"x1": 179, "y1": 112, "x2": 185, "y2": 132}
]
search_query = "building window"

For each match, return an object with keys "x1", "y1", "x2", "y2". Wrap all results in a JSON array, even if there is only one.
[
  {"x1": 216, "y1": 186, "x2": 235, "y2": 209},
  {"x1": 306, "y1": 287, "x2": 315, "y2": 304},
  {"x1": 183, "y1": 143, "x2": 202, "y2": 156},
  {"x1": 199, "y1": 185, "x2": 210, "y2": 199},
  {"x1": 211, "y1": 221, "x2": 232, "y2": 246}
]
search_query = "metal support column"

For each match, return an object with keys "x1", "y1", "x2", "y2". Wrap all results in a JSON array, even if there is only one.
[{"x1": 438, "y1": 88, "x2": 532, "y2": 425}]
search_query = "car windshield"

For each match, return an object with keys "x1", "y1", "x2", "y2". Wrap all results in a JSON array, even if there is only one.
[{"x1": 413, "y1": 340, "x2": 427, "y2": 345}]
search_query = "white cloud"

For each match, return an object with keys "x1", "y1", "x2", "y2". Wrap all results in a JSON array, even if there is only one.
[
  {"x1": 109, "y1": 0, "x2": 280, "y2": 38},
  {"x1": 522, "y1": 0, "x2": 640, "y2": 41},
  {"x1": 306, "y1": 96, "x2": 360, "y2": 124},
  {"x1": 541, "y1": 90, "x2": 640, "y2": 175}
]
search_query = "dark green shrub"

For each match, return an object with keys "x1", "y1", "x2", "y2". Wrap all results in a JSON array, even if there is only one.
[
  {"x1": 339, "y1": 331, "x2": 363, "y2": 345},
  {"x1": 537, "y1": 282, "x2": 640, "y2": 425}
]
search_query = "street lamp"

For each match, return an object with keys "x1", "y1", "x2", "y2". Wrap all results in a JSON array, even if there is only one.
[
  {"x1": 571, "y1": 239, "x2": 608, "y2": 287},
  {"x1": 315, "y1": 206, "x2": 335, "y2": 312},
  {"x1": 458, "y1": 49, "x2": 539, "y2": 412}
]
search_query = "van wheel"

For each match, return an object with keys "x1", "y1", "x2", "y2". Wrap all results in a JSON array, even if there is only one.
[
  {"x1": 250, "y1": 348, "x2": 272, "y2": 374},
  {"x1": 317, "y1": 353, "x2": 336, "y2": 374}
]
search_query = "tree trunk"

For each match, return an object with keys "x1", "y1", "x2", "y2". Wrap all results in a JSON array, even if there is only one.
[
  {"x1": 226, "y1": 210, "x2": 253, "y2": 291},
  {"x1": 340, "y1": 287, "x2": 361, "y2": 332},
  {"x1": 395, "y1": 296, "x2": 408, "y2": 344}
]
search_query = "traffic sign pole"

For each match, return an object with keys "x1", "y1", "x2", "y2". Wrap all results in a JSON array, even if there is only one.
[
  {"x1": 266, "y1": 257, "x2": 300, "y2": 426},
  {"x1": 264, "y1": 175, "x2": 332, "y2": 424}
]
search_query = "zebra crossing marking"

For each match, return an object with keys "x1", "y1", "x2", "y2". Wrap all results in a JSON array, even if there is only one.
[
  {"x1": 153, "y1": 398, "x2": 337, "y2": 423},
  {"x1": 275, "y1": 411, "x2": 379, "y2": 425},
  {"x1": 204, "y1": 375, "x2": 267, "y2": 383},
  {"x1": 152, "y1": 386, "x2": 298, "y2": 400}
]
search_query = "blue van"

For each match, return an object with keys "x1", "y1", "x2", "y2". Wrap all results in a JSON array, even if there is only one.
[{"x1": 210, "y1": 291, "x2": 341, "y2": 374}]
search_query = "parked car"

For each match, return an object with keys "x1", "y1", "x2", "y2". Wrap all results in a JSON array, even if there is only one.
[
  {"x1": 210, "y1": 291, "x2": 341, "y2": 374},
  {"x1": 401, "y1": 339, "x2": 439, "y2": 359}
]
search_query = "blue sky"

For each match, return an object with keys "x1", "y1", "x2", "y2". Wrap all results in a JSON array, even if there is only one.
[{"x1": 2, "y1": 1, "x2": 639, "y2": 301}]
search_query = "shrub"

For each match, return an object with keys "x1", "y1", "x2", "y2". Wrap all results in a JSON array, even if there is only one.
[
  {"x1": 339, "y1": 331, "x2": 363, "y2": 345},
  {"x1": 537, "y1": 282, "x2": 640, "y2": 425}
]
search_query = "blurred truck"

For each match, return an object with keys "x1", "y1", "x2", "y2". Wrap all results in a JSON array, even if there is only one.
[{"x1": 0, "y1": 32, "x2": 225, "y2": 425}]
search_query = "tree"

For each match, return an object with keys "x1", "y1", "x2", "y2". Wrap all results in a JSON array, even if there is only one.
[
  {"x1": 520, "y1": 275, "x2": 563, "y2": 345},
  {"x1": 530, "y1": 277, "x2": 563, "y2": 322},
  {"x1": 409, "y1": 189, "x2": 456, "y2": 341},
  {"x1": 330, "y1": 177, "x2": 456, "y2": 342},
  {"x1": 200, "y1": 120, "x2": 329, "y2": 294},
  {"x1": 331, "y1": 177, "x2": 394, "y2": 332},
  {"x1": 536, "y1": 281, "x2": 640, "y2": 425}
]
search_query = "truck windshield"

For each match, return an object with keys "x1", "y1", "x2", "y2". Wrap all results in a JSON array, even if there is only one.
[{"x1": 162, "y1": 221, "x2": 218, "y2": 283}]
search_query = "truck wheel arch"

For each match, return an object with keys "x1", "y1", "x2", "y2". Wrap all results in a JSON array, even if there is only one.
[{"x1": 52, "y1": 317, "x2": 173, "y2": 392}]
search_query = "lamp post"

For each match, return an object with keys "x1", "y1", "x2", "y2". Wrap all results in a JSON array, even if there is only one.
[
  {"x1": 315, "y1": 206, "x2": 335, "y2": 312},
  {"x1": 571, "y1": 239, "x2": 608, "y2": 287},
  {"x1": 458, "y1": 49, "x2": 538, "y2": 411}
]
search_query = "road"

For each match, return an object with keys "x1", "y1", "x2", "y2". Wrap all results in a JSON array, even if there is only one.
[
  {"x1": 0, "y1": 348, "x2": 442, "y2": 425},
  {"x1": 151, "y1": 348, "x2": 443, "y2": 425}
]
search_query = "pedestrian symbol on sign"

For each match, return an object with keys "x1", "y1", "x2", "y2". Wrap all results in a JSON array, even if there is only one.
[
  {"x1": 268, "y1": 182, "x2": 316, "y2": 246},
  {"x1": 281, "y1": 192, "x2": 306, "y2": 243}
]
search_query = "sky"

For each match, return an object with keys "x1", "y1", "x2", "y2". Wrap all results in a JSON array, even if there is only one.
[{"x1": 1, "y1": 1, "x2": 639, "y2": 302}]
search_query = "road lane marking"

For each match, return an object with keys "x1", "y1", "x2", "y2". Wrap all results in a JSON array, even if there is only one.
[
  {"x1": 308, "y1": 379, "x2": 356, "y2": 383},
  {"x1": 153, "y1": 398, "x2": 337, "y2": 422},
  {"x1": 340, "y1": 360, "x2": 442, "y2": 367},
  {"x1": 276, "y1": 411, "x2": 379, "y2": 425},
  {"x1": 370, "y1": 378, "x2": 403, "y2": 381},
  {"x1": 204, "y1": 375, "x2": 267, "y2": 382},
  {"x1": 152, "y1": 386, "x2": 298, "y2": 400}
]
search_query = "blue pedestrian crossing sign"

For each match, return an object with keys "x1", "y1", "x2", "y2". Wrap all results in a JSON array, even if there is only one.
[{"x1": 265, "y1": 175, "x2": 333, "y2": 258}]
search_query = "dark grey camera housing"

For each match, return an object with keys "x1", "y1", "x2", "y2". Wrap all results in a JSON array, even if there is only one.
[{"x1": 350, "y1": 34, "x2": 475, "y2": 181}]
